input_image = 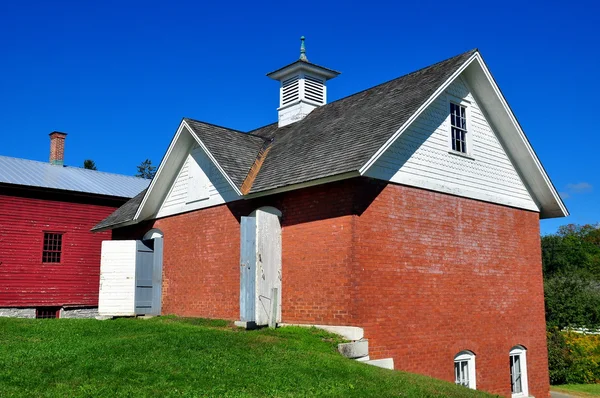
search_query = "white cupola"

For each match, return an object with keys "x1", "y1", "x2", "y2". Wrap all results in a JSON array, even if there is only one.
[{"x1": 267, "y1": 36, "x2": 340, "y2": 127}]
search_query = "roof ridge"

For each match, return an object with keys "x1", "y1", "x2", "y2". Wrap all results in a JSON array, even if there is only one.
[
  {"x1": 246, "y1": 121, "x2": 278, "y2": 135},
  {"x1": 184, "y1": 117, "x2": 269, "y2": 142},
  {"x1": 246, "y1": 49, "x2": 478, "y2": 134},
  {"x1": 322, "y1": 48, "x2": 478, "y2": 107},
  {"x1": 183, "y1": 117, "x2": 246, "y2": 134},
  {"x1": 0, "y1": 154, "x2": 146, "y2": 180}
]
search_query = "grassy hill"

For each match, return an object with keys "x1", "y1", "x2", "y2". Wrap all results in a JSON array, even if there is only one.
[{"x1": 0, "y1": 316, "x2": 492, "y2": 397}]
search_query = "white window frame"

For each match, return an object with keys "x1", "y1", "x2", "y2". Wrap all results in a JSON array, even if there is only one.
[
  {"x1": 447, "y1": 95, "x2": 473, "y2": 158},
  {"x1": 510, "y1": 346, "x2": 529, "y2": 398},
  {"x1": 454, "y1": 350, "x2": 476, "y2": 390}
]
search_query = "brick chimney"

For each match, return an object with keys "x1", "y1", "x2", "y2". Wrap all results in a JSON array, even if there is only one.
[{"x1": 49, "y1": 131, "x2": 67, "y2": 166}]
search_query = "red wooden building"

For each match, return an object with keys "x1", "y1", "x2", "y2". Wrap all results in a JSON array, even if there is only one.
[{"x1": 0, "y1": 132, "x2": 148, "y2": 318}]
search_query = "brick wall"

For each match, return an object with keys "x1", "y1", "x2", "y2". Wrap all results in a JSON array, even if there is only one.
[
  {"x1": 113, "y1": 178, "x2": 548, "y2": 397},
  {"x1": 352, "y1": 180, "x2": 548, "y2": 398}
]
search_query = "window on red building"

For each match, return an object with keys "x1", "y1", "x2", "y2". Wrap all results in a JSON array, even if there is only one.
[{"x1": 42, "y1": 232, "x2": 63, "y2": 263}]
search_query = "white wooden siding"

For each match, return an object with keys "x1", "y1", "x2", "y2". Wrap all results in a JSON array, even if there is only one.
[
  {"x1": 156, "y1": 144, "x2": 239, "y2": 218},
  {"x1": 98, "y1": 240, "x2": 136, "y2": 316},
  {"x1": 365, "y1": 76, "x2": 539, "y2": 212}
]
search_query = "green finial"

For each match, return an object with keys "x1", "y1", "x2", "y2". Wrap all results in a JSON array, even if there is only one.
[{"x1": 299, "y1": 36, "x2": 308, "y2": 62}]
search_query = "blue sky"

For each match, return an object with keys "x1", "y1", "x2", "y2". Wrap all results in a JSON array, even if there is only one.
[{"x1": 0, "y1": 0, "x2": 597, "y2": 234}]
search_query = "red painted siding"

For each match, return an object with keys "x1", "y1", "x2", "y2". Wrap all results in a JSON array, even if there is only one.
[
  {"x1": 0, "y1": 190, "x2": 119, "y2": 307},
  {"x1": 114, "y1": 178, "x2": 549, "y2": 397}
]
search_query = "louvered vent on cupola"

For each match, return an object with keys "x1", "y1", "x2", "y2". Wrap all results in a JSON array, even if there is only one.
[
  {"x1": 304, "y1": 75, "x2": 325, "y2": 104},
  {"x1": 267, "y1": 37, "x2": 340, "y2": 127},
  {"x1": 282, "y1": 75, "x2": 300, "y2": 106}
]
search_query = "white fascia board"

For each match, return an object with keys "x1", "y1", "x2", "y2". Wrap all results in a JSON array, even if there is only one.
[
  {"x1": 244, "y1": 171, "x2": 359, "y2": 199},
  {"x1": 360, "y1": 52, "x2": 568, "y2": 219},
  {"x1": 134, "y1": 120, "x2": 243, "y2": 223},
  {"x1": 134, "y1": 121, "x2": 190, "y2": 221},
  {"x1": 359, "y1": 51, "x2": 479, "y2": 175},
  {"x1": 181, "y1": 120, "x2": 243, "y2": 197},
  {"x1": 469, "y1": 55, "x2": 568, "y2": 218}
]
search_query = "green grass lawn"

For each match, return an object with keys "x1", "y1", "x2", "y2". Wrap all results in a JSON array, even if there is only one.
[
  {"x1": 552, "y1": 385, "x2": 600, "y2": 396},
  {"x1": 0, "y1": 316, "x2": 493, "y2": 397}
]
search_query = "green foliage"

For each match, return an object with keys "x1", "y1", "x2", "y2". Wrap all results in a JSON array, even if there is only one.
[
  {"x1": 547, "y1": 328, "x2": 600, "y2": 385},
  {"x1": 547, "y1": 327, "x2": 573, "y2": 384},
  {"x1": 545, "y1": 276, "x2": 600, "y2": 328},
  {"x1": 136, "y1": 159, "x2": 156, "y2": 179},
  {"x1": 83, "y1": 159, "x2": 97, "y2": 170},
  {"x1": 0, "y1": 317, "x2": 491, "y2": 397},
  {"x1": 543, "y1": 224, "x2": 600, "y2": 328}
]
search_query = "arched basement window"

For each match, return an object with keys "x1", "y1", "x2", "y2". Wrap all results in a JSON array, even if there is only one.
[
  {"x1": 454, "y1": 350, "x2": 476, "y2": 390},
  {"x1": 510, "y1": 345, "x2": 529, "y2": 397}
]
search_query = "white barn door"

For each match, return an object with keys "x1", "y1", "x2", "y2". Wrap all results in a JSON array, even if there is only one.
[
  {"x1": 99, "y1": 237, "x2": 163, "y2": 317},
  {"x1": 239, "y1": 208, "x2": 282, "y2": 327}
]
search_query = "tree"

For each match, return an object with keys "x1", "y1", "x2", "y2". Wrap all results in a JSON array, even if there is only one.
[
  {"x1": 136, "y1": 159, "x2": 157, "y2": 179},
  {"x1": 542, "y1": 223, "x2": 600, "y2": 328},
  {"x1": 83, "y1": 159, "x2": 97, "y2": 170}
]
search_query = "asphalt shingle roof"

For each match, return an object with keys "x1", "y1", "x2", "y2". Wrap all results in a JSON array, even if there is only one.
[
  {"x1": 249, "y1": 49, "x2": 476, "y2": 193},
  {"x1": 0, "y1": 155, "x2": 150, "y2": 198},
  {"x1": 184, "y1": 119, "x2": 267, "y2": 188},
  {"x1": 94, "y1": 49, "x2": 476, "y2": 230},
  {"x1": 91, "y1": 189, "x2": 147, "y2": 231}
]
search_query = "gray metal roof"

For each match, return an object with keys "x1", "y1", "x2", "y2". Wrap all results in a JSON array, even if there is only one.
[{"x1": 0, "y1": 155, "x2": 150, "y2": 198}]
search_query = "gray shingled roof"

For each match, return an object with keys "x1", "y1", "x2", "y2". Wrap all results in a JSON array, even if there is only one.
[
  {"x1": 91, "y1": 189, "x2": 147, "y2": 231},
  {"x1": 249, "y1": 49, "x2": 476, "y2": 193},
  {"x1": 0, "y1": 155, "x2": 150, "y2": 198},
  {"x1": 94, "y1": 49, "x2": 476, "y2": 230},
  {"x1": 184, "y1": 119, "x2": 267, "y2": 188}
]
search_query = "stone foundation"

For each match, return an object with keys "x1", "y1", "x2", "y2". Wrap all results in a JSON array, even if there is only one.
[
  {"x1": 0, "y1": 307, "x2": 98, "y2": 319},
  {"x1": 0, "y1": 308, "x2": 36, "y2": 318},
  {"x1": 60, "y1": 307, "x2": 99, "y2": 319}
]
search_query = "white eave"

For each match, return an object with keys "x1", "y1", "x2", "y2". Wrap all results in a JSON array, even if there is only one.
[
  {"x1": 133, "y1": 119, "x2": 242, "y2": 223},
  {"x1": 359, "y1": 51, "x2": 568, "y2": 219}
]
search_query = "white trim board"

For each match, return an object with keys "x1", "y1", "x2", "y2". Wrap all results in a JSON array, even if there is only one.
[
  {"x1": 134, "y1": 120, "x2": 243, "y2": 223},
  {"x1": 360, "y1": 51, "x2": 567, "y2": 219}
]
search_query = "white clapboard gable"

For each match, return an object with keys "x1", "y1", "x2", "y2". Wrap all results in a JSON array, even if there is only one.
[
  {"x1": 156, "y1": 144, "x2": 238, "y2": 218},
  {"x1": 365, "y1": 76, "x2": 539, "y2": 212}
]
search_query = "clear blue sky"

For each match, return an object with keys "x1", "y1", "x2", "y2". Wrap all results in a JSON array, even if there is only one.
[{"x1": 0, "y1": 0, "x2": 597, "y2": 234}]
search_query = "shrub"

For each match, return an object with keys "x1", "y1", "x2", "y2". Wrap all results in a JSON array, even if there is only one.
[
  {"x1": 547, "y1": 327, "x2": 571, "y2": 384},
  {"x1": 548, "y1": 328, "x2": 600, "y2": 384}
]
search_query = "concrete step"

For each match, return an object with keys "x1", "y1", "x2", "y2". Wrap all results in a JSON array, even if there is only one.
[
  {"x1": 279, "y1": 323, "x2": 364, "y2": 341},
  {"x1": 365, "y1": 358, "x2": 394, "y2": 370},
  {"x1": 338, "y1": 339, "x2": 369, "y2": 359}
]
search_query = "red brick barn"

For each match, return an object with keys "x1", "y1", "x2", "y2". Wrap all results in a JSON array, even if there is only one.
[
  {"x1": 94, "y1": 48, "x2": 567, "y2": 397},
  {"x1": 0, "y1": 132, "x2": 148, "y2": 318}
]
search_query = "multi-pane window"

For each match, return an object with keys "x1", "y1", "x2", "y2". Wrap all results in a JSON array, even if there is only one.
[
  {"x1": 510, "y1": 346, "x2": 528, "y2": 397},
  {"x1": 450, "y1": 102, "x2": 468, "y2": 153},
  {"x1": 454, "y1": 351, "x2": 476, "y2": 389},
  {"x1": 42, "y1": 232, "x2": 63, "y2": 263}
]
